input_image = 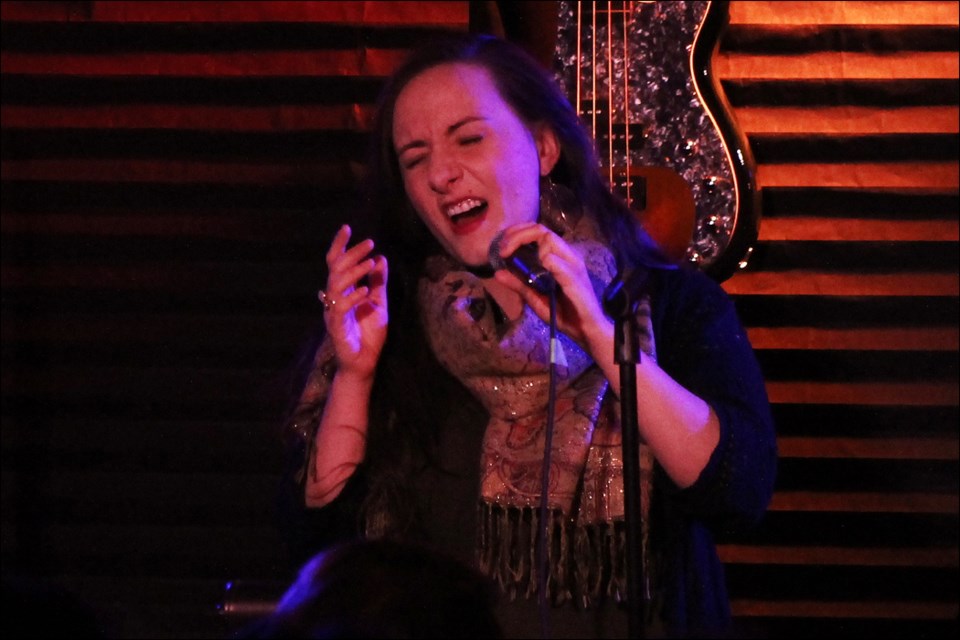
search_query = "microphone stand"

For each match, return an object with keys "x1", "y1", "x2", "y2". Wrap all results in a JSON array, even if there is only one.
[{"x1": 603, "y1": 272, "x2": 647, "y2": 639}]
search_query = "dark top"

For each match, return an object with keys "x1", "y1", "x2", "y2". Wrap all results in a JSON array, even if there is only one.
[{"x1": 281, "y1": 265, "x2": 777, "y2": 639}]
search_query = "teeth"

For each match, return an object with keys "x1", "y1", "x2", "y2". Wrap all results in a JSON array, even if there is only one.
[{"x1": 445, "y1": 198, "x2": 484, "y2": 217}]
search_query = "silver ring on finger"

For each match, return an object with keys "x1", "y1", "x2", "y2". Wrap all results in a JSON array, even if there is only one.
[{"x1": 317, "y1": 289, "x2": 337, "y2": 312}]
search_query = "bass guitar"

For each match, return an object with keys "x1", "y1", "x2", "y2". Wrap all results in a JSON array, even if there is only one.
[{"x1": 483, "y1": 0, "x2": 759, "y2": 281}]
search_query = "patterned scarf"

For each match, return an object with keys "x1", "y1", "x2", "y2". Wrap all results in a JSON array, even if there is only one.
[{"x1": 416, "y1": 215, "x2": 657, "y2": 606}]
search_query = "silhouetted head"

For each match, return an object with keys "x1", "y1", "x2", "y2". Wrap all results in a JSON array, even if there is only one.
[{"x1": 241, "y1": 539, "x2": 502, "y2": 639}]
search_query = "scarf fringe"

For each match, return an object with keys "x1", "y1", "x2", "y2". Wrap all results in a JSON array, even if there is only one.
[{"x1": 477, "y1": 502, "x2": 627, "y2": 609}]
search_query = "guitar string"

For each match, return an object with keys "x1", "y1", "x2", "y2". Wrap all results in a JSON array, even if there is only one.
[
  {"x1": 592, "y1": 2, "x2": 597, "y2": 156},
  {"x1": 576, "y1": 1, "x2": 582, "y2": 123},
  {"x1": 623, "y1": 1, "x2": 632, "y2": 211},
  {"x1": 607, "y1": 1, "x2": 614, "y2": 191}
]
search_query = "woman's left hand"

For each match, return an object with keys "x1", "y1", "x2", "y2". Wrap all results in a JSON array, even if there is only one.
[{"x1": 492, "y1": 222, "x2": 613, "y2": 358}]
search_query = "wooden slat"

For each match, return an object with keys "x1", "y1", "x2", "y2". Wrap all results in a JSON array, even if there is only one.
[
  {"x1": 0, "y1": 104, "x2": 376, "y2": 131},
  {"x1": 757, "y1": 162, "x2": 959, "y2": 188},
  {"x1": 0, "y1": 1, "x2": 470, "y2": 25},
  {"x1": 0, "y1": 49, "x2": 410, "y2": 77},
  {"x1": 0, "y1": 263, "x2": 314, "y2": 294},
  {"x1": 0, "y1": 211, "x2": 330, "y2": 241},
  {"x1": 776, "y1": 436, "x2": 960, "y2": 460},
  {"x1": 723, "y1": 272, "x2": 959, "y2": 296},
  {"x1": 729, "y1": 1, "x2": 960, "y2": 26},
  {"x1": 765, "y1": 381, "x2": 959, "y2": 406},
  {"x1": 628, "y1": 161, "x2": 959, "y2": 188},
  {"x1": 719, "y1": 544, "x2": 958, "y2": 567},
  {"x1": 0, "y1": 159, "x2": 354, "y2": 185},
  {"x1": 757, "y1": 217, "x2": 959, "y2": 242},
  {"x1": 735, "y1": 106, "x2": 960, "y2": 134},
  {"x1": 746, "y1": 327, "x2": 959, "y2": 350},
  {"x1": 769, "y1": 491, "x2": 959, "y2": 513},
  {"x1": 88, "y1": 1, "x2": 469, "y2": 25},
  {"x1": 716, "y1": 51, "x2": 959, "y2": 79},
  {"x1": 731, "y1": 599, "x2": 959, "y2": 619}
]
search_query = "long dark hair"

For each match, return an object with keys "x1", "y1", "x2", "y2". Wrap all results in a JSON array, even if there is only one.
[{"x1": 294, "y1": 33, "x2": 670, "y2": 541}]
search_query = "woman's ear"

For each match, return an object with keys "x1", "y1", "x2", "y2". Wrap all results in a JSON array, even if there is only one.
[{"x1": 534, "y1": 124, "x2": 561, "y2": 176}]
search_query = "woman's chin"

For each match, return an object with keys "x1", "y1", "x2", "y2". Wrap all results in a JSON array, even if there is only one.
[{"x1": 445, "y1": 245, "x2": 491, "y2": 270}]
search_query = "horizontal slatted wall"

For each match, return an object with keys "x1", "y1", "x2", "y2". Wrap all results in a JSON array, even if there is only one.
[
  {"x1": 0, "y1": 2, "x2": 468, "y2": 638},
  {"x1": 716, "y1": 2, "x2": 959, "y2": 637},
  {"x1": 3, "y1": 1, "x2": 958, "y2": 638}
]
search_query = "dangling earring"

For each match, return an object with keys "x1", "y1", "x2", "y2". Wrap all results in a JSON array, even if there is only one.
[{"x1": 538, "y1": 176, "x2": 580, "y2": 236}]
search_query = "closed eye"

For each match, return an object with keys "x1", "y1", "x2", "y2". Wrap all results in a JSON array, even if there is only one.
[
  {"x1": 402, "y1": 155, "x2": 425, "y2": 170},
  {"x1": 460, "y1": 135, "x2": 483, "y2": 146}
]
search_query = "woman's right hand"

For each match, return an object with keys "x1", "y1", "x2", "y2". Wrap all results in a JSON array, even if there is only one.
[{"x1": 322, "y1": 224, "x2": 389, "y2": 381}]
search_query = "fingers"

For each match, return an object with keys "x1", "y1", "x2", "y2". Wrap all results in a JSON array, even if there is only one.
[
  {"x1": 496, "y1": 223, "x2": 578, "y2": 267},
  {"x1": 325, "y1": 224, "x2": 352, "y2": 264},
  {"x1": 338, "y1": 255, "x2": 389, "y2": 315},
  {"x1": 322, "y1": 225, "x2": 390, "y2": 320},
  {"x1": 367, "y1": 255, "x2": 389, "y2": 307},
  {"x1": 327, "y1": 226, "x2": 375, "y2": 270},
  {"x1": 324, "y1": 225, "x2": 376, "y2": 296},
  {"x1": 495, "y1": 223, "x2": 583, "y2": 292},
  {"x1": 336, "y1": 285, "x2": 371, "y2": 313},
  {"x1": 494, "y1": 222, "x2": 539, "y2": 260},
  {"x1": 494, "y1": 223, "x2": 603, "y2": 333}
]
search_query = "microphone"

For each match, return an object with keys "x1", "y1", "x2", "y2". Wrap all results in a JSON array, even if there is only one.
[{"x1": 489, "y1": 230, "x2": 556, "y2": 294}]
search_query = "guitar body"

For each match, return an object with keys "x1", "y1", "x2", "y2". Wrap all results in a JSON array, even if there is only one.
[{"x1": 548, "y1": 0, "x2": 759, "y2": 281}]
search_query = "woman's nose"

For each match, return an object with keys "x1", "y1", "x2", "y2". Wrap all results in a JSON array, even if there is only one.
[{"x1": 427, "y1": 152, "x2": 462, "y2": 193}]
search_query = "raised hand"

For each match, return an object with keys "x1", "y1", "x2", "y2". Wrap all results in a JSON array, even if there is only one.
[
  {"x1": 491, "y1": 222, "x2": 612, "y2": 360},
  {"x1": 320, "y1": 225, "x2": 389, "y2": 381}
]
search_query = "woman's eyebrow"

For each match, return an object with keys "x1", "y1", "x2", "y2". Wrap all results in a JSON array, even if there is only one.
[
  {"x1": 396, "y1": 116, "x2": 488, "y2": 155},
  {"x1": 447, "y1": 115, "x2": 487, "y2": 134}
]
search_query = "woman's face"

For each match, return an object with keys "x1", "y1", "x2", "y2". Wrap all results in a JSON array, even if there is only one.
[{"x1": 392, "y1": 62, "x2": 558, "y2": 267}]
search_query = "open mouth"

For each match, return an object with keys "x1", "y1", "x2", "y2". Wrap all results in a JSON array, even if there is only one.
[{"x1": 445, "y1": 198, "x2": 488, "y2": 230}]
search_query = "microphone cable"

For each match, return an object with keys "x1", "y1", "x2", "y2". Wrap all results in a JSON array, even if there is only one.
[{"x1": 536, "y1": 287, "x2": 559, "y2": 640}]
